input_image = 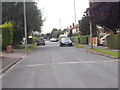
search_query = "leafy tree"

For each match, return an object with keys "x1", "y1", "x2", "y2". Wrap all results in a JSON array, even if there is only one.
[
  {"x1": 2, "y1": 2, "x2": 43, "y2": 47},
  {"x1": 51, "y1": 28, "x2": 62, "y2": 38},
  {"x1": 80, "y1": 17, "x2": 97, "y2": 36},
  {"x1": 86, "y1": 2, "x2": 119, "y2": 33}
]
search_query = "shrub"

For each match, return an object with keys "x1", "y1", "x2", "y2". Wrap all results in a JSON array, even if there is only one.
[
  {"x1": 106, "y1": 34, "x2": 120, "y2": 49},
  {"x1": 79, "y1": 35, "x2": 89, "y2": 44},
  {"x1": 71, "y1": 36, "x2": 80, "y2": 44},
  {"x1": 71, "y1": 35, "x2": 89, "y2": 44},
  {"x1": 32, "y1": 37, "x2": 38, "y2": 44},
  {"x1": 0, "y1": 22, "x2": 13, "y2": 49}
]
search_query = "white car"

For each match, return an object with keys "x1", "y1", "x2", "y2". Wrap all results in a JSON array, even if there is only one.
[
  {"x1": 100, "y1": 34, "x2": 109, "y2": 45},
  {"x1": 59, "y1": 37, "x2": 72, "y2": 47},
  {"x1": 50, "y1": 38, "x2": 58, "y2": 42}
]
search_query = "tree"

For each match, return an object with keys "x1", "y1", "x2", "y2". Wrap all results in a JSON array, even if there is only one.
[
  {"x1": 2, "y1": 2, "x2": 43, "y2": 47},
  {"x1": 86, "y1": 2, "x2": 119, "y2": 33},
  {"x1": 80, "y1": 17, "x2": 97, "y2": 36},
  {"x1": 51, "y1": 28, "x2": 62, "y2": 38}
]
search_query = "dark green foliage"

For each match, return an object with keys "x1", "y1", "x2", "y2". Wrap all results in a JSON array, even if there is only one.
[
  {"x1": 0, "y1": 22, "x2": 13, "y2": 49},
  {"x1": 2, "y1": 2, "x2": 43, "y2": 47},
  {"x1": 71, "y1": 36, "x2": 79, "y2": 44},
  {"x1": 80, "y1": 17, "x2": 97, "y2": 36},
  {"x1": 79, "y1": 35, "x2": 88, "y2": 44},
  {"x1": 71, "y1": 35, "x2": 88, "y2": 44},
  {"x1": 51, "y1": 28, "x2": 62, "y2": 38},
  {"x1": 106, "y1": 34, "x2": 120, "y2": 49},
  {"x1": 87, "y1": 2, "x2": 119, "y2": 33}
]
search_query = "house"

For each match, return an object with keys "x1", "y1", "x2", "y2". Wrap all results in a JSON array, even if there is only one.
[{"x1": 63, "y1": 20, "x2": 80, "y2": 36}]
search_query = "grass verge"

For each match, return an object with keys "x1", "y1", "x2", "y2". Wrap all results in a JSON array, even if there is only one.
[
  {"x1": 73, "y1": 44, "x2": 84, "y2": 48},
  {"x1": 21, "y1": 44, "x2": 37, "y2": 51},
  {"x1": 89, "y1": 48, "x2": 120, "y2": 58}
]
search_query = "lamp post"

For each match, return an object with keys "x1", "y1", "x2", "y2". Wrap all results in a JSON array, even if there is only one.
[{"x1": 23, "y1": 0, "x2": 28, "y2": 51}]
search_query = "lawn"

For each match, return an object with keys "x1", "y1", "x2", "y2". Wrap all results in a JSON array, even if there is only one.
[
  {"x1": 73, "y1": 44, "x2": 84, "y2": 48},
  {"x1": 21, "y1": 44, "x2": 37, "y2": 51},
  {"x1": 90, "y1": 48, "x2": 120, "y2": 58}
]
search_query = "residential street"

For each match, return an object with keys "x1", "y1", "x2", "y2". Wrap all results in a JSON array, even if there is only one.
[{"x1": 2, "y1": 41, "x2": 118, "y2": 88}]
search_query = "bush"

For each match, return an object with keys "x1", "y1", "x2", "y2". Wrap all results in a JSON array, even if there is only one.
[
  {"x1": 106, "y1": 34, "x2": 120, "y2": 49},
  {"x1": 32, "y1": 37, "x2": 38, "y2": 44},
  {"x1": 0, "y1": 22, "x2": 13, "y2": 49},
  {"x1": 79, "y1": 35, "x2": 89, "y2": 44},
  {"x1": 71, "y1": 36, "x2": 80, "y2": 44},
  {"x1": 71, "y1": 35, "x2": 89, "y2": 44}
]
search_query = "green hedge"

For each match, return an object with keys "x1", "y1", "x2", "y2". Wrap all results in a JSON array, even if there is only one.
[
  {"x1": 0, "y1": 22, "x2": 13, "y2": 49},
  {"x1": 32, "y1": 37, "x2": 38, "y2": 44},
  {"x1": 71, "y1": 35, "x2": 88, "y2": 44},
  {"x1": 71, "y1": 36, "x2": 80, "y2": 44},
  {"x1": 79, "y1": 35, "x2": 88, "y2": 44},
  {"x1": 106, "y1": 34, "x2": 120, "y2": 49}
]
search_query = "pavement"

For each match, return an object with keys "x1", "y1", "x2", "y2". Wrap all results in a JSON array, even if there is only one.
[
  {"x1": 0, "y1": 42, "x2": 119, "y2": 75},
  {"x1": 2, "y1": 41, "x2": 118, "y2": 88},
  {"x1": 0, "y1": 49, "x2": 28, "y2": 75}
]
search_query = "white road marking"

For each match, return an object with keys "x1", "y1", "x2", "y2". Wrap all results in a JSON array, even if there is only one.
[{"x1": 26, "y1": 60, "x2": 118, "y2": 67}]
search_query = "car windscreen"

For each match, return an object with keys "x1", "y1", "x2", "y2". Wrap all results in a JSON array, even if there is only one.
[
  {"x1": 38, "y1": 38, "x2": 44, "y2": 40},
  {"x1": 61, "y1": 38, "x2": 70, "y2": 42}
]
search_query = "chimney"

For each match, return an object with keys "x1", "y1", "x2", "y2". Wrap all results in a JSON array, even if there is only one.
[{"x1": 73, "y1": 23, "x2": 74, "y2": 27}]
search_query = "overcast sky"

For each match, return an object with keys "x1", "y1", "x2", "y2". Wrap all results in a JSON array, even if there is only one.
[{"x1": 37, "y1": 0, "x2": 89, "y2": 34}]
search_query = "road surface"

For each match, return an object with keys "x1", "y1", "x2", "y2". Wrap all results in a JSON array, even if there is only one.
[{"x1": 2, "y1": 41, "x2": 118, "y2": 88}]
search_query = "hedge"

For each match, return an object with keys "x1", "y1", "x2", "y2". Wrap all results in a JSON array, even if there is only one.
[
  {"x1": 79, "y1": 35, "x2": 88, "y2": 44},
  {"x1": 71, "y1": 35, "x2": 88, "y2": 44},
  {"x1": 71, "y1": 36, "x2": 80, "y2": 44},
  {"x1": 32, "y1": 37, "x2": 38, "y2": 44},
  {"x1": 106, "y1": 34, "x2": 120, "y2": 49},
  {"x1": 0, "y1": 22, "x2": 13, "y2": 49}
]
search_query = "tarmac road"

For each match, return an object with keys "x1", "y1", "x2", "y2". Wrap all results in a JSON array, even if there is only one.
[{"x1": 2, "y1": 41, "x2": 118, "y2": 88}]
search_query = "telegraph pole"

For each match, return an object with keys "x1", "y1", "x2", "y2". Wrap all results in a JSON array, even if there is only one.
[
  {"x1": 74, "y1": 0, "x2": 76, "y2": 24},
  {"x1": 59, "y1": 18, "x2": 62, "y2": 30},
  {"x1": 89, "y1": 0, "x2": 93, "y2": 49},
  {"x1": 23, "y1": 0, "x2": 28, "y2": 51}
]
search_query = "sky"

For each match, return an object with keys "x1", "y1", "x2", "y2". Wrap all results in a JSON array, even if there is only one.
[{"x1": 37, "y1": 0, "x2": 89, "y2": 34}]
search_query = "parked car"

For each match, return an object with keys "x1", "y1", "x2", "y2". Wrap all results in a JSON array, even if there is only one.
[
  {"x1": 59, "y1": 37, "x2": 72, "y2": 47},
  {"x1": 100, "y1": 34, "x2": 109, "y2": 45},
  {"x1": 50, "y1": 38, "x2": 58, "y2": 42},
  {"x1": 36, "y1": 38, "x2": 45, "y2": 46}
]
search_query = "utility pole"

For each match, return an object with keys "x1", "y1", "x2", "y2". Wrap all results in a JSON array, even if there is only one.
[
  {"x1": 89, "y1": 0, "x2": 93, "y2": 49},
  {"x1": 74, "y1": 0, "x2": 76, "y2": 24},
  {"x1": 23, "y1": 0, "x2": 28, "y2": 51},
  {"x1": 59, "y1": 18, "x2": 62, "y2": 30}
]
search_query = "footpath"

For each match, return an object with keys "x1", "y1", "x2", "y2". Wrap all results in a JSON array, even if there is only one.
[{"x1": 0, "y1": 49, "x2": 29, "y2": 75}]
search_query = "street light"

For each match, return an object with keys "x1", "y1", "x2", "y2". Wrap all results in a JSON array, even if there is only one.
[{"x1": 23, "y1": 0, "x2": 28, "y2": 51}]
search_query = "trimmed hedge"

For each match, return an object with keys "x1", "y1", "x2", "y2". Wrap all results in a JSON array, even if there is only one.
[
  {"x1": 32, "y1": 37, "x2": 38, "y2": 44},
  {"x1": 79, "y1": 35, "x2": 88, "y2": 44},
  {"x1": 71, "y1": 35, "x2": 88, "y2": 44},
  {"x1": 0, "y1": 22, "x2": 13, "y2": 49},
  {"x1": 106, "y1": 34, "x2": 120, "y2": 49}
]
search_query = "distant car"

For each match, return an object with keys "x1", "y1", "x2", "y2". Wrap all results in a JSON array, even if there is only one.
[
  {"x1": 59, "y1": 37, "x2": 72, "y2": 47},
  {"x1": 50, "y1": 38, "x2": 58, "y2": 42},
  {"x1": 36, "y1": 38, "x2": 45, "y2": 46}
]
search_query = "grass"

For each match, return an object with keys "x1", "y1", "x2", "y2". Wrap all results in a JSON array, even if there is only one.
[
  {"x1": 90, "y1": 48, "x2": 120, "y2": 58},
  {"x1": 21, "y1": 44, "x2": 37, "y2": 51},
  {"x1": 73, "y1": 44, "x2": 84, "y2": 48}
]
